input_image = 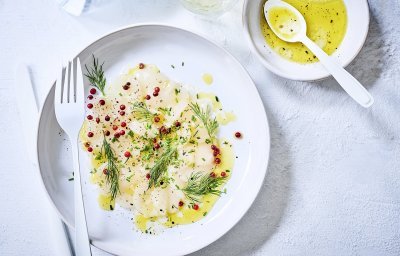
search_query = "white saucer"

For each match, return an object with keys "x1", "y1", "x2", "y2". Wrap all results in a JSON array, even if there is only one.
[{"x1": 243, "y1": 0, "x2": 370, "y2": 81}]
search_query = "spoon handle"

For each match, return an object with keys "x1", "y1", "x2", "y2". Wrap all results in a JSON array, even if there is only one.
[{"x1": 301, "y1": 36, "x2": 374, "y2": 108}]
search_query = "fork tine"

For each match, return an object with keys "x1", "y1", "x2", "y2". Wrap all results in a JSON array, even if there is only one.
[
  {"x1": 72, "y1": 58, "x2": 77, "y2": 103},
  {"x1": 75, "y1": 57, "x2": 85, "y2": 105},
  {"x1": 55, "y1": 64, "x2": 65, "y2": 104},
  {"x1": 66, "y1": 61, "x2": 71, "y2": 103}
]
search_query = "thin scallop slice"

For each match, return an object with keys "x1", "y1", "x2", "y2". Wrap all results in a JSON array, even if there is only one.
[{"x1": 194, "y1": 143, "x2": 215, "y2": 173}]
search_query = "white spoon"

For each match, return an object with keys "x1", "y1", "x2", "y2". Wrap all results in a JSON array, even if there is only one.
[{"x1": 264, "y1": 0, "x2": 374, "y2": 108}]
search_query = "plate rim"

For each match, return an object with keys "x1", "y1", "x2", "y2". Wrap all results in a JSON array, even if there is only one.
[
  {"x1": 242, "y1": 0, "x2": 370, "y2": 81},
  {"x1": 36, "y1": 23, "x2": 271, "y2": 255}
]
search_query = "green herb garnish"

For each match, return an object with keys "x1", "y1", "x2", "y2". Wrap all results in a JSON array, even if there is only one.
[
  {"x1": 189, "y1": 103, "x2": 219, "y2": 140},
  {"x1": 126, "y1": 174, "x2": 134, "y2": 183},
  {"x1": 68, "y1": 172, "x2": 74, "y2": 181},
  {"x1": 84, "y1": 55, "x2": 106, "y2": 95},
  {"x1": 132, "y1": 102, "x2": 154, "y2": 123},
  {"x1": 182, "y1": 172, "x2": 226, "y2": 202},
  {"x1": 148, "y1": 143, "x2": 178, "y2": 188},
  {"x1": 140, "y1": 138, "x2": 155, "y2": 161},
  {"x1": 127, "y1": 130, "x2": 134, "y2": 138},
  {"x1": 158, "y1": 107, "x2": 172, "y2": 116},
  {"x1": 101, "y1": 135, "x2": 120, "y2": 199}
]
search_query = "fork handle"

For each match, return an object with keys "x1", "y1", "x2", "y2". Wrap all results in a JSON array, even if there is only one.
[{"x1": 71, "y1": 138, "x2": 92, "y2": 256}]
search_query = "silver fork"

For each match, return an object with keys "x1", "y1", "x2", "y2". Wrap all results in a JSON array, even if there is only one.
[{"x1": 55, "y1": 58, "x2": 92, "y2": 256}]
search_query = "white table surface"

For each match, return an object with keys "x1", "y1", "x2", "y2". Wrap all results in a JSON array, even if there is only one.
[{"x1": 1, "y1": 0, "x2": 399, "y2": 255}]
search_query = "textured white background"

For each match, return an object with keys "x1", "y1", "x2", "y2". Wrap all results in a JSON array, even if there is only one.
[{"x1": 1, "y1": 0, "x2": 399, "y2": 255}]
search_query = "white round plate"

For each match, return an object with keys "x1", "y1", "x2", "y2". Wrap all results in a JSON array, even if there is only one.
[
  {"x1": 37, "y1": 24, "x2": 270, "y2": 256},
  {"x1": 243, "y1": 0, "x2": 369, "y2": 81}
]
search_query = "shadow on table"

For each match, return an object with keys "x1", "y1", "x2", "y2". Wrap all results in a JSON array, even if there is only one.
[
  {"x1": 344, "y1": 12, "x2": 385, "y2": 90},
  {"x1": 362, "y1": 11, "x2": 400, "y2": 140},
  {"x1": 189, "y1": 104, "x2": 292, "y2": 256}
]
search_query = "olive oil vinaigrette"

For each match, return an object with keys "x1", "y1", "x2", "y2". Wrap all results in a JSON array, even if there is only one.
[{"x1": 260, "y1": 0, "x2": 347, "y2": 63}]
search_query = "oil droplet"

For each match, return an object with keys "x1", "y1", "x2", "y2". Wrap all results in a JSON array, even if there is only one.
[
  {"x1": 98, "y1": 194, "x2": 115, "y2": 211},
  {"x1": 216, "y1": 111, "x2": 236, "y2": 125},
  {"x1": 197, "y1": 92, "x2": 222, "y2": 110},
  {"x1": 202, "y1": 73, "x2": 213, "y2": 85},
  {"x1": 135, "y1": 215, "x2": 150, "y2": 233}
]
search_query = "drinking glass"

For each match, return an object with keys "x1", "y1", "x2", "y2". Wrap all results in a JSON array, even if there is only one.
[
  {"x1": 56, "y1": 0, "x2": 107, "y2": 16},
  {"x1": 180, "y1": 0, "x2": 239, "y2": 16}
]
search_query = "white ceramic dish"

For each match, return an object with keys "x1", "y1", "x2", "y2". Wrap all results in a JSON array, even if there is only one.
[
  {"x1": 37, "y1": 24, "x2": 270, "y2": 256},
  {"x1": 243, "y1": 0, "x2": 370, "y2": 81}
]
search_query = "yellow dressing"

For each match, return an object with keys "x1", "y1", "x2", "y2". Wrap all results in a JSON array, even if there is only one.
[
  {"x1": 127, "y1": 66, "x2": 139, "y2": 75},
  {"x1": 134, "y1": 140, "x2": 235, "y2": 232},
  {"x1": 78, "y1": 123, "x2": 88, "y2": 148},
  {"x1": 217, "y1": 141, "x2": 235, "y2": 172},
  {"x1": 202, "y1": 73, "x2": 213, "y2": 85},
  {"x1": 196, "y1": 92, "x2": 236, "y2": 125},
  {"x1": 216, "y1": 111, "x2": 236, "y2": 125},
  {"x1": 135, "y1": 215, "x2": 154, "y2": 233},
  {"x1": 98, "y1": 194, "x2": 115, "y2": 211},
  {"x1": 260, "y1": 0, "x2": 347, "y2": 63},
  {"x1": 267, "y1": 7, "x2": 301, "y2": 40},
  {"x1": 164, "y1": 194, "x2": 218, "y2": 227},
  {"x1": 197, "y1": 92, "x2": 222, "y2": 111}
]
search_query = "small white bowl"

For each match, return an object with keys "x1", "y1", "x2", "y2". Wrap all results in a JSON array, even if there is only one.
[{"x1": 243, "y1": 0, "x2": 370, "y2": 81}]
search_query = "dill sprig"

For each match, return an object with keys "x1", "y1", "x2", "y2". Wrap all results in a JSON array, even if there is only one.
[
  {"x1": 84, "y1": 55, "x2": 106, "y2": 95},
  {"x1": 182, "y1": 172, "x2": 226, "y2": 202},
  {"x1": 189, "y1": 103, "x2": 219, "y2": 140},
  {"x1": 148, "y1": 143, "x2": 178, "y2": 188},
  {"x1": 132, "y1": 102, "x2": 154, "y2": 123},
  {"x1": 101, "y1": 135, "x2": 120, "y2": 199}
]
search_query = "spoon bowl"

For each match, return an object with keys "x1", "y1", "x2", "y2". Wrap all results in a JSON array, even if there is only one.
[{"x1": 264, "y1": 0, "x2": 306, "y2": 43}]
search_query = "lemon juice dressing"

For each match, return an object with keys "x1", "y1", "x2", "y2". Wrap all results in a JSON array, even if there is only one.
[{"x1": 261, "y1": 0, "x2": 347, "y2": 63}]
